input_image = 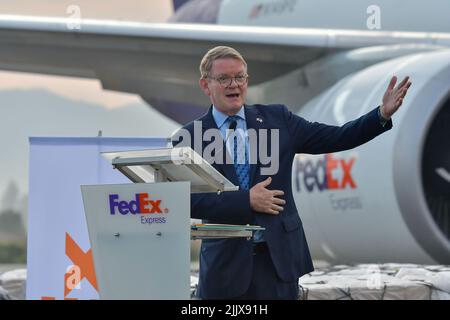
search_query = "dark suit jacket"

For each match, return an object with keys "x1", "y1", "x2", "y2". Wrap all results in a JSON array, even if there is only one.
[{"x1": 173, "y1": 104, "x2": 392, "y2": 299}]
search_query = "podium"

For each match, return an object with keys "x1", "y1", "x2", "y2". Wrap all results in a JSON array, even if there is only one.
[{"x1": 81, "y1": 147, "x2": 253, "y2": 299}]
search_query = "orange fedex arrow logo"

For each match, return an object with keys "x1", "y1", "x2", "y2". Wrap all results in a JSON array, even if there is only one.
[{"x1": 41, "y1": 233, "x2": 98, "y2": 300}]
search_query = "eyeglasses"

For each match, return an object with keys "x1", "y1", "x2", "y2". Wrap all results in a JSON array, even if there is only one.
[{"x1": 207, "y1": 74, "x2": 248, "y2": 87}]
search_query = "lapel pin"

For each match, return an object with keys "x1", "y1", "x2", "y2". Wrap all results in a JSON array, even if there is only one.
[{"x1": 256, "y1": 117, "x2": 263, "y2": 123}]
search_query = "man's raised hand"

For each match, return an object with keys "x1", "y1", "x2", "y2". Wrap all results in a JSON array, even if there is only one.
[{"x1": 381, "y1": 75, "x2": 412, "y2": 119}]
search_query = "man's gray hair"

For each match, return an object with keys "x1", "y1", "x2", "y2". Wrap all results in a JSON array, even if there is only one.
[{"x1": 199, "y1": 46, "x2": 247, "y2": 78}]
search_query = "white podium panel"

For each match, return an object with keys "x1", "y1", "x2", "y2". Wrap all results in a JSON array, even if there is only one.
[
  {"x1": 102, "y1": 147, "x2": 239, "y2": 193},
  {"x1": 81, "y1": 182, "x2": 190, "y2": 300}
]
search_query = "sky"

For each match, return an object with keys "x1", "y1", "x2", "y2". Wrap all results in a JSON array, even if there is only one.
[
  {"x1": 0, "y1": 0, "x2": 181, "y2": 199},
  {"x1": 0, "y1": 0, "x2": 173, "y2": 22},
  {"x1": 0, "y1": 0, "x2": 174, "y2": 110}
]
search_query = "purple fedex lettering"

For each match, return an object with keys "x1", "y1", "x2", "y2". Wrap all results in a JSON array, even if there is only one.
[
  {"x1": 109, "y1": 194, "x2": 119, "y2": 214},
  {"x1": 109, "y1": 193, "x2": 162, "y2": 215},
  {"x1": 295, "y1": 157, "x2": 327, "y2": 192},
  {"x1": 109, "y1": 194, "x2": 139, "y2": 215},
  {"x1": 128, "y1": 195, "x2": 140, "y2": 214}
]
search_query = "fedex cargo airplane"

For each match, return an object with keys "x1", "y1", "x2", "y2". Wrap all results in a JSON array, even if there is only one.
[{"x1": 0, "y1": 0, "x2": 449, "y2": 265}]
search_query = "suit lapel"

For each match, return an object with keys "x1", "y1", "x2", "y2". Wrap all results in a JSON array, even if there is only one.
[{"x1": 244, "y1": 105, "x2": 268, "y2": 186}]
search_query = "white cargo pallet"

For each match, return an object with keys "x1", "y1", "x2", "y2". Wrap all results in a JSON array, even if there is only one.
[{"x1": 298, "y1": 264, "x2": 450, "y2": 300}]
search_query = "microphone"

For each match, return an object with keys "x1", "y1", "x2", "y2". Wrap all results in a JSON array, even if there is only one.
[{"x1": 227, "y1": 120, "x2": 237, "y2": 139}]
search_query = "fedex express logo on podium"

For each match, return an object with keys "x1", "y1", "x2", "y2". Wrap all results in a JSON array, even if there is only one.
[{"x1": 109, "y1": 193, "x2": 168, "y2": 224}]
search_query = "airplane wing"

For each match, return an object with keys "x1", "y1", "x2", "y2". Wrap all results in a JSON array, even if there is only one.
[{"x1": 1, "y1": 15, "x2": 450, "y2": 121}]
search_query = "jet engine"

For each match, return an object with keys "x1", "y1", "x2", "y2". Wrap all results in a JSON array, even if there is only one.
[{"x1": 293, "y1": 49, "x2": 450, "y2": 264}]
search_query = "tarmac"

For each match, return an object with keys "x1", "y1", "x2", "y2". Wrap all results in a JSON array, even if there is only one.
[
  {"x1": 189, "y1": 262, "x2": 450, "y2": 300},
  {"x1": 2, "y1": 263, "x2": 450, "y2": 300}
]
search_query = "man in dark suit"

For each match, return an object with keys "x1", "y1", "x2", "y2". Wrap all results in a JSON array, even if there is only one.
[{"x1": 172, "y1": 46, "x2": 411, "y2": 300}]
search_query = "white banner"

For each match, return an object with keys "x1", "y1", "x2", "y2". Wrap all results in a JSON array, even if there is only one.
[{"x1": 27, "y1": 137, "x2": 169, "y2": 300}]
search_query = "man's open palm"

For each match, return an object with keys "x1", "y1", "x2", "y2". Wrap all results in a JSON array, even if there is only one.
[{"x1": 381, "y1": 76, "x2": 412, "y2": 119}]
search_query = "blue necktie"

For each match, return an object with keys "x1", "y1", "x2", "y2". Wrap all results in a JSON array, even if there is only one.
[
  {"x1": 227, "y1": 116, "x2": 250, "y2": 190},
  {"x1": 228, "y1": 116, "x2": 264, "y2": 243}
]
